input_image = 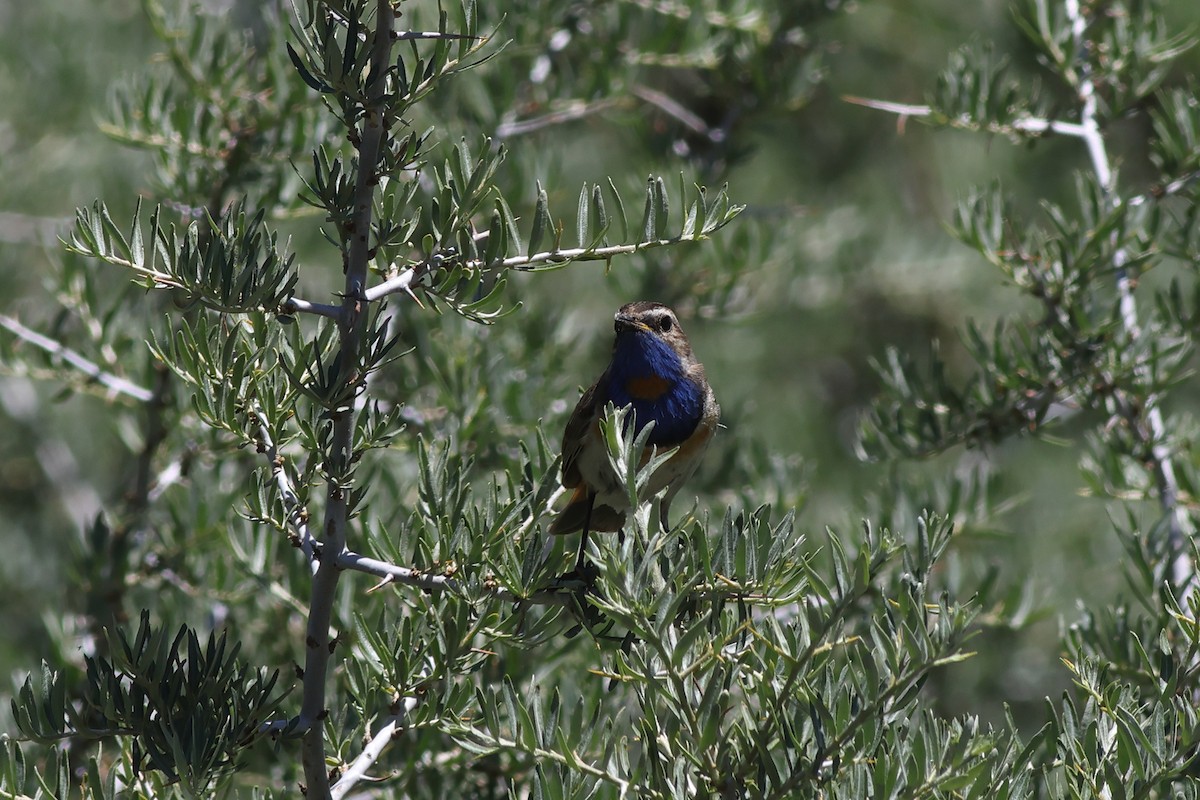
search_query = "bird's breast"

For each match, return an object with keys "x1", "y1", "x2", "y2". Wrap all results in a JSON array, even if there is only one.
[
  {"x1": 604, "y1": 331, "x2": 705, "y2": 446},
  {"x1": 625, "y1": 374, "x2": 672, "y2": 401}
]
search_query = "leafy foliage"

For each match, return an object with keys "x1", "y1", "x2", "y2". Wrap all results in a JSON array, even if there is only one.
[
  {"x1": 12, "y1": 612, "x2": 285, "y2": 797},
  {"x1": 5, "y1": 0, "x2": 1200, "y2": 798}
]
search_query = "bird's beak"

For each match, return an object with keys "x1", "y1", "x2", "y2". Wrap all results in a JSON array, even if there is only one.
[{"x1": 614, "y1": 313, "x2": 649, "y2": 334}]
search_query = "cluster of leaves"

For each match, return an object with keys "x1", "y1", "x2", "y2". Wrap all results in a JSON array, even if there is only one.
[{"x1": 11, "y1": 612, "x2": 285, "y2": 797}]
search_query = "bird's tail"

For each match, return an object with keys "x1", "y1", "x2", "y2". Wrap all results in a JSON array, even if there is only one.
[{"x1": 548, "y1": 485, "x2": 626, "y2": 534}]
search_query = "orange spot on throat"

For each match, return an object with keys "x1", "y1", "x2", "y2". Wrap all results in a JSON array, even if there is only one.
[{"x1": 626, "y1": 375, "x2": 671, "y2": 400}]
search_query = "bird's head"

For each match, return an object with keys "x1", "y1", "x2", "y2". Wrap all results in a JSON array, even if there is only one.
[{"x1": 612, "y1": 301, "x2": 694, "y2": 360}]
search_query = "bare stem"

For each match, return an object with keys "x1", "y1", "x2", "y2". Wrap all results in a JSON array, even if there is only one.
[
  {"x1": 336, "y1": 549, "x2": 575, "y2": 606},
  {"x1": 253, "y1": 410, "x2": 319, "y2": 571},
  {"x1": 364, "y1": 237, "x2": 720, "y2": 304},
  {"x1": 281, "y1": 296, "x2": 345, "y2": 320},
  {"x1": 299, "y1": 3, "x2": 395, "y2": 797},
  {"x1": 495, "y1": 98, "x2": 622, "y2": 139},
  {"x1": 0, "y1": 315, "x2": 153, "y2": 402},
  {"x1": 330, "y1": 699, "x2": 417, "y2": 800}
]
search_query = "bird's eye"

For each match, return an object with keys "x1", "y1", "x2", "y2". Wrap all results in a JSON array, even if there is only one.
[{"x1": 658, "y1": 316, "x2": 673, "y2": 333}]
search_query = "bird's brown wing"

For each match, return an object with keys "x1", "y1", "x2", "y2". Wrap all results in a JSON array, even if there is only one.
[{"x1": 559, "y1": 376, "x2": 604, "y2": 489}]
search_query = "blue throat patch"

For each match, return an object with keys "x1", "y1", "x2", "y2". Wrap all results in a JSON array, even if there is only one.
[{"x1": 606, "y1": 331, "x2": 703, "y2": 446}]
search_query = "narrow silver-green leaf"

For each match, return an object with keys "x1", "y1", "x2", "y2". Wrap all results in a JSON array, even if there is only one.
[
  {"x1": 590, "y1": 184, "x2": 607, "y2": 246},
  {"x1": 641, "y1": 176, "x2": 656, "y2": 242},
  {"x1": 653, "y1": 176, "x2": 669, "y2": 239},
  {"x1": 528, "y1": 181, "x2": 549, "y2": 256},
  {"x1": 576, "y1": 183, "x2": 590, "y2": 248},
  {"x1": 605, "y1": 177, "x2": 629, "y2": 242}
]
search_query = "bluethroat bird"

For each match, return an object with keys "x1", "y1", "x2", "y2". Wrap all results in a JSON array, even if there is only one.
[{"x1": 550, "y1": 301, "x2": 719, "y2": 572}]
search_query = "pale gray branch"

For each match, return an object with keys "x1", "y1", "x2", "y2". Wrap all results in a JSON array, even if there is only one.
[
  {"x1": 0, "y1": 314, "x2": 153, "y2": 402},
  {"x1": 330, "y1": 699, "x2": 417, "y2": 800},
  {"x1": 364, "y1": 238, "x2": 715, "y2": 305},
  {"x1": 282, "y1": 296, "x2": 345, "y2": 320},
  {"x1": 363, "y1": 267, "x2": 418, "y2": 302},
  {"x1": 495, "y1": 98, "x2": 621, "y2": 139},
  {"x1": 844, "y1": 96, "x2": 1089, "y2": 138},
  {"x1": 301, "y1": 4, "x2": 396, "y2": 796},
  {"x1": 253, "y1": 409, "x2": 319, "y2": 573},
  {"x1": 337, "y1": 550, "x2": 455, "y2": 591},
  {"x1": 1061, "y1": 0, "x2": 1192, "y2": 592},
  {"x1": 337, "y1": 549, "x2": 576, "y2": 607},
  {"x1": 631, "y1": 84, "x2": 720, "y2": 140}
]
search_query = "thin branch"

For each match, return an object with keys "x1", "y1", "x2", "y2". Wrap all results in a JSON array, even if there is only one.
[
  {"x1": 494, "y1": 239, "x2": 712, "y2": 268},
  {"x1": 631, "y1": 84, "x2": 720, "y2": 140},
  {"x1": 0, "y1": 315, "x2": 153, "y2": 402},
  {"x1": 844, "y1": 96, "x2": 1089, "y2": 138},
  {"x1": 453, "y1": 729, "x2": 635, "y2": 795},
  {"x1": 495, "y1": 98, "x2": 622, "y2": 139},
  {"x1": 260, "y1": 718, "x2": 297, "y2": 736},
  {"x1": 147, "y1": 454, "x2": 189, "y2": 503},
  {"x1": 618, "y1": 0, "x2": 770, "y2": 33},
  {"x1": 253, "y1": 409, "x2": 319, "y2": 572},
  {"x1": 364, "y1": 236, "x2": 718, "y2": 304},
  {"x1": 337, "y1": 550, "x2": 577, "y2": 606},
  {"x1": 1129, "y1": 169, "x2": 1200, "y2": 207},
  {"x1": 363, "y1": 266, "x2": 419, "y2": 302},
  {"x1": 281, "y1": 296, "x2": 345, "y2": 320},
  {"x1": 330, "y1": 698, "x2": 418, "y2": 800},
  {"x1": 338, "y1": 550, "x2": 457, "y2": 591},
  {"x1": 72, "y1": 249, "x2": 186, "y2": 291},
  {"x1": 393, "y1": 29, "x2": 477, "y2": 42}
]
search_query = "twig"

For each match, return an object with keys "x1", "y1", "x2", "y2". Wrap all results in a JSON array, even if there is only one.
[
  {"x1": 394, "y1": 29, "x2": 477, "y2": 42},
  {"x1": 0, "y1": 315, "x2": 153, "y2": 402},
  {"x1": 363, "y1": 267, "x2": 420, "y2": 302},
  {"x1": 364, "y1": 237, "x2": 716, "y2": 304},
  {"x1": 338, "y1": 550, "x2": 456, "y2": 590},
  {"x1": 260, "y1": 718, "x2": 298, "y2": 736},
  {"x1": 337, "y1": 549, "x2": 575, "y2": 606},
  {"x1": 147, "y1": 455, "x2": 188, "y2": 503},
  {"x1": 631, "y1": 84, "x2": 720, "y2": 141},
  {"x1": 1129, "y1": 169, "x2": 1200, "y2": 207},
  {"x1": 281, "y1": 296, "x2": 345, "y2": 320},
  {"x1": 495, "y1": 98, "x2": 622, "y2": 139},
  {"x1": 618, "y1": 0, "x2": 768, "y2": 32},
  {"x1": 330, "y1": 699, "x2": 418, "y2": 800},
  {"x1": 454, "y1": 729, "x2": 633, "y2": 795},
  {"x1": 843, "y1": 96, "x2": 1089, "y2": 138},
  {"x1": 253, "y1": 410, "x2": 319, "y2": 572}
]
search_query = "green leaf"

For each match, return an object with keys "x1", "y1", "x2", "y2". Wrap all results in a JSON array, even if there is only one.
[
  {"x1": 528, "y1": 181, "x2": 550, "y2": 256},
  {"x1": 576, "y1": 183, "x2": 590, "y2": 249}
]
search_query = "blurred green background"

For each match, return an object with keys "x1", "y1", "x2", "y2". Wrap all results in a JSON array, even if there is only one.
[{"x1": 3, "y1": 0, "x2": 1199, "y2": 733}]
